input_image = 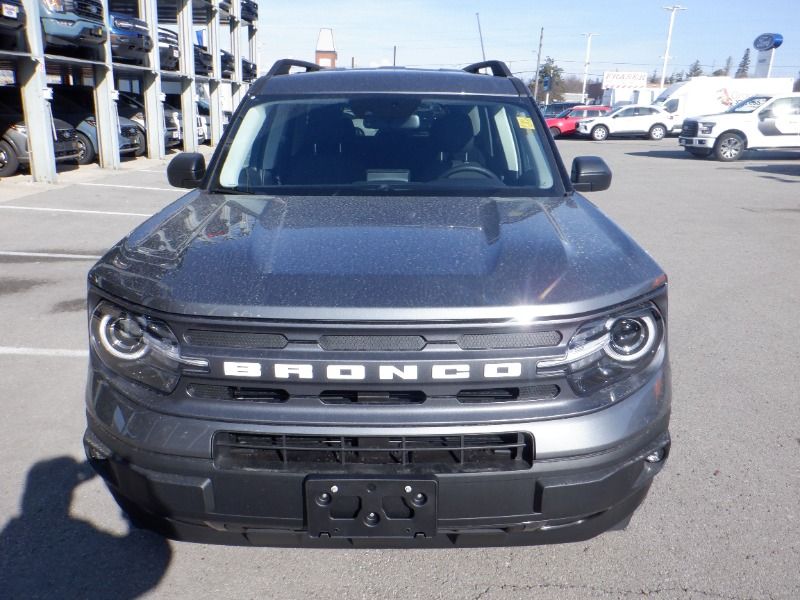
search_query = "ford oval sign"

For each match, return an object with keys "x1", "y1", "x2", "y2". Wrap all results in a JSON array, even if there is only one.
[{"x1": 753, "y1": 33, "x2": 783, "y2": 51}]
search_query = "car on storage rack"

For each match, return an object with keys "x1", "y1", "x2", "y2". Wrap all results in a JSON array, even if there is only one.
[
  {"x1": 240, "y1": 0, "x2": 257, "y2": 22},
  {"x1": 108, "y1": 11, "x2": 152, "y2": 65},
  {"x1": 575, "y1": 104, "x2": 673, "y2": 141},
  {"x1": 83, "y1": 58, "x2": 672, "y2": 548},
  {"x1": 0, "y1": 0, "x2": 25, "y2": 50},
  {"x1": 220, "y1": 49, "x2": 235, "y2": 79},
  {"x1": 242, "y1": 57, "x2": 257, "y2": 82},
  {"x1": 194, "y1": 44, "x2": 212, "y2": 75},
  {"x1": 679, "y1": 93, "x2": 800, "y2": 161},
  {"x1": 0, "y1": 96, "x2": 79, "y2": 176},
  {"x1": 117, "y1": 91, "x2": 182, "y2": 154},
  {"x1": 39, "y1": 0, "x2": 107, "y2": 55},
  {"x1": 47, "y1": 86, "x2": 141, "y2": 164},
  {"x1": 157, "y1": 27, "x2": 179, "y2": 71},
  {"x1": 546, "y1": 105, "x2": 610, "y2": 138}
]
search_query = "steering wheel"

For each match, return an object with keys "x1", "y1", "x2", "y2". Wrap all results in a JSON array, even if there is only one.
[{"x1": 437, "y1": 164, "x2": 501, "y2": 181}]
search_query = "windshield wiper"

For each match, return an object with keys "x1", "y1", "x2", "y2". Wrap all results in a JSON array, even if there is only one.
[{"x1": 210, "y1": 186, "x2": 256, "y2": 195}]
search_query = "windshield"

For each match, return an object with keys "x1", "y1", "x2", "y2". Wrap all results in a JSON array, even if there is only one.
[
  {"x1": 727, "y1": 96, "x2": 771, "y2": 113},
  {"x1": 214, "y1": 95, "x2": 560, "y2": 196},
  {"x1": 555, "y1": 108, "x2": 573, "y2": 118}
]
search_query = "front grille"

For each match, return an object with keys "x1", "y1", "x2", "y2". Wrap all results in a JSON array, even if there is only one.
[
  {"x1": 121, "y1": 126, "x2": 138, "y2": 138},
  {"x1": 319, "y1": 335, "x2": 426, "y2": 351},
  {"x1": 456, "y1": 385, "x2": 559, "y2": 403},
  {"x1": 213, "y1": 432, "x2": 533, "y2": 473},
  {"x1": 72, "y1": 0, "x2": 104, "y2": 21},
  {"x1": 187, "y1": 384, "x2": 288, "y2": 403},
  {"x1": 158, "y1": 30, "x2": 178, "y2": 44},
  {"x1": 458, "y1": 331, "x2": 561, "y2": 350},
  {"x1": 184, "y1": 329, "x2": 288, "y2": 349},
  {"x1": 319, "y1": 390, "x2": 425, "y2": 405},
  {"x1": 682, "y1": 120, "x2": 699, "y2": 137},
  {"x1": 56, "y1": 129, "x2": 76, "y2": 141}
]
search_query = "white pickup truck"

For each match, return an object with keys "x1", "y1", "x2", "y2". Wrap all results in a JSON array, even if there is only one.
[{"x1": 679, "y1": 93, "x2": 800, "y2": 161}]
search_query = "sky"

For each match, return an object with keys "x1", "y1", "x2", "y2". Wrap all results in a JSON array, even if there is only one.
[{"x1": 252, "y1": 0, "x2": 800, "y2": 81}]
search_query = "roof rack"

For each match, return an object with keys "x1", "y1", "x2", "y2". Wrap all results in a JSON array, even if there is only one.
[
  {"x1": 463, "y1": 60, "x2": 513, "y2": 78},
  {"x1": 265, "y1": 59, "x2": 323, "y2": 78}
]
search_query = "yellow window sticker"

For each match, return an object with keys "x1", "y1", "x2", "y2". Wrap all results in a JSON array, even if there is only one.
[{"x1": 516, "y1": 115, "x2": 535, "y2": 130}]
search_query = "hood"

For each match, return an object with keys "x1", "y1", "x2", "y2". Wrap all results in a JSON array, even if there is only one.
[{"x1": 89, "y1": 193, "x2": 665, "y2": 320}]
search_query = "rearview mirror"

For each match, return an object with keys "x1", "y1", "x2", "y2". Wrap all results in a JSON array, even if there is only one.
[
  {"x1": 167, "y1": 152, "x2": 206, "y2": 189},
  {"x1": 571, "y1": 156, "x2": 612, "y2": 192}
]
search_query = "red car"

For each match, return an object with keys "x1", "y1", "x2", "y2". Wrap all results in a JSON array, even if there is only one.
[{"x1": 546, "y1": 105, "x2": 610, "y2": 137}]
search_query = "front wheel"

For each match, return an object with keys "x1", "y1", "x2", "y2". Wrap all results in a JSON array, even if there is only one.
[
  {"x1": 0, "y1": 140, "x2": 19, "y2": 177},
  {"x1": 74, "y1": 132, "x2": 95, "y2": 165},
  {"x1": 591, "y1": 125, "x2": 609, "y2": 141},
  {"x1": 134, "y1": 130, "x2": 146, "y2": 157},
  {"x1": 649, "y1": 124, "x2": 667, "y2": 140},
  {"x1": 549, "y1": 126, "x2": 560, "y2": 138},
  {"x1": 714, "y1": 133, "x2": 745, "y2": 161}
]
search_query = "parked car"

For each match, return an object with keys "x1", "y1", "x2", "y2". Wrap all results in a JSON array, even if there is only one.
[
  {"x1": 158, "y1": 27, "x2": 179, "y2": 71},
  {"x1": 84, "y1": 59, "x2": 671, "y2": 548},
  {"x1": 194, "y1": 44, "x2": 212, "y2": 75},
  {"x1": 546, "y1": 105, "x2": 610, "y2": 138},
  {"x1": 197, "y1": 97, "x2": 232, "y2": 134},
  {"x1": 108, "y1": 12, "x2": 152, "y2": 65},
  {"x1": 0, "y1": 97, "x2": 79, "y2": 177},
  {"x1": 48, "y1": 87, "x2": 141, "y2": 164},
  {"x1": 39, "y1": 0, "x2": 107, "y2": 56},
  {"x1": 540, "y1": 101, "x2": 582, "y2": 118},
  {"x1": 220, "y1": 49, "x2": 235, "y2": 79},
  {"x1": 240, "y1": 0, "x2": 257, "y2": 22},
  {"x1": 576, "y1": 105, "x2": 673, "y2": 141},
  {"x1": 242, "y1": 57, "x2": 257, "y2": 82},
  {"x1": 679, "y1": 93, "x2": 800, "y2": 161},
  {"x1": 117, "y1": 92, "x2": 182, "y2": 154},
  {"x1": 0, "y1": 0, "x2": 25, "y2": 51}
]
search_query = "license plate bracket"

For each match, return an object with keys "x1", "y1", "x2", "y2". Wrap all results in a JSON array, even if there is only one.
[{"x1": 306, "y1": 478, "x2": 437, "y2": 539}]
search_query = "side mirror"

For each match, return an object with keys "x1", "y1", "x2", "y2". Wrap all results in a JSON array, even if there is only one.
[
  {"x1": 167, "y1": 152, "x2": 206, "y2": 189},
  {"x1": 571, "y1": 156, "x2": 612, "y2": 192}
]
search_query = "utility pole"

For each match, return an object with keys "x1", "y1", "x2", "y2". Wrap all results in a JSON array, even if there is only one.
[
  {"x1": 660, "y1": 5, "x2": 687, "y2": 88},
  {"x1": 476, "y1": 13, "x2": 486, "y2": 61},
  {"x1": 533, "y1": 27, "x2": 543, "y2": 102},
  {"x1": 393, "y1": 46, "x2": 397, "y2": 66},
  {"x1": 581, "y1": 33, "x2": 598, "y2": 103}
]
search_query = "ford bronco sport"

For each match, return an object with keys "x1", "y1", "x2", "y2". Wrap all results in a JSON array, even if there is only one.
[{"x1": 84, "y1": 59, "x2": 671, "y2": 547}]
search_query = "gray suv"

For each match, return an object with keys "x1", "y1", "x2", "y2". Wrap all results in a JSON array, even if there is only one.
[{"x1": 83, "y1": 59, "x2": 671, "y2": 547}]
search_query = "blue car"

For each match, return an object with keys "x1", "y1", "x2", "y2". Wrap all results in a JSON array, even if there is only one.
[{"x1": 109, "y1": 11, "x2": 152, "y2": 65}]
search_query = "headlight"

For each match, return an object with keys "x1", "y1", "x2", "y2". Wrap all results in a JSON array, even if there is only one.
[
  {"x1": 85, "y1": 116, "x2": 96, "y2": 127},
  {"x1": 114, "y1": 18, "x2": 133, "y2": 29},
  {"x1": 538, "y1": 304, "x2": 664, "y2": 401},
  {"x1": 90, "y1": 301, "x2": 208, "y2": 393},
  {"x1": 43, "y1": 0, "x2": 66, "y2": 12},
  {"x1": 700, "y1": 122, "x2": 715, "y2": 134},
  {"x1": 11, "y1": 123, "x2": 26, "y2": 135}
]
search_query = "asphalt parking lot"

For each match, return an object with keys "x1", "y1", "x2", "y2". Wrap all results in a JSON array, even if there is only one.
[{"x1": 1, "y1": 138, "x2": 798, "y2": 599}]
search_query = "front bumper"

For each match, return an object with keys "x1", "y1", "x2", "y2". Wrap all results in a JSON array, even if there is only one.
[
  {"x1": 678, "y1": 136, "x2": 714, "y2": 148},
  {"x1": 42, "y1": 18, "x2": 106, "y2": 47},
  {"x1": 84, "y1": 360, "x2": 671, "y2": 547},
  {"x1": 110, "y1": 32, "x2": 152, "y2": 60}
]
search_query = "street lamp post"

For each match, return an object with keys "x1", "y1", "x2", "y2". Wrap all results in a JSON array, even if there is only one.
[
  {"x1": 581, "y1": 33, "x2": 598, "y2": 103},
  {"x1": 660, "y1": 5, "x2": 687, "y2": 88}
]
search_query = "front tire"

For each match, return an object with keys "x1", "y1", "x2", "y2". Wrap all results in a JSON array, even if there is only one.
[
  {"x1": 0, "y1": 140, "x2": 19, "y2": 177},
  {"x1": 74, "y1": 132, "x2": 96, "y2": 165},
  {"x1": 591, "y1": 125, "x2": 609, "y2": 141},
  {"x1": 714, "y1": 133, "x2": 745, "y2": 161},
  {"x1": 649, "y1": 124, "x2": 667, "y2": 140},
  {"x1": 549, "y1": 126, "x2": 561, "y2": 138}
]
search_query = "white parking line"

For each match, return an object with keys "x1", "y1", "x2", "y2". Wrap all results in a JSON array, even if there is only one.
[
  {"x1": 75, "y1": 182, "x2": 176, "y2": 192},
  {"x1": 0, "y1": 205, "x2": 150, "y2": 217},
  {"x1": 0, "y1": 251, "x2": 102, "y2": 260},
  {"x1": 0, "y1": 347, "x2": 88, "y2": 358}
]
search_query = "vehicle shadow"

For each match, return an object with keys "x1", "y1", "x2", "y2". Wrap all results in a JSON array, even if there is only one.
[
  {"x1": 745, "y1": 163, "x2": 800, "y2": 182},
  {"x1": 0, "y1": 456, "x2": 172, "y2": 599},
  {"x1": 625, "y1": 150, "x2": 688, "y2": 160}
]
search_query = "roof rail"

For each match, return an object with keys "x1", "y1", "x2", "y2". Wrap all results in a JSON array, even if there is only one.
[
  {"x1": 463, "y1": 60, "x2": 513, "y2": 78},
  {"x1": 265, "y1": 59, "x2": 323, "y2": 78}
]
